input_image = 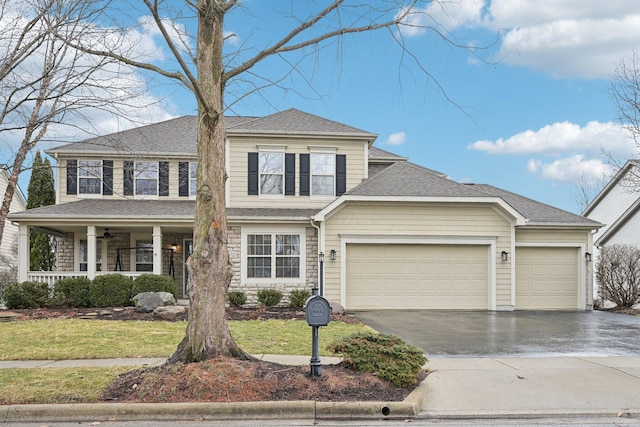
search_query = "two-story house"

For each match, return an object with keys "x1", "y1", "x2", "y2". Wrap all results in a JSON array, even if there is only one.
[{"x1": 9, "y1": 109, "x2": 602, "y2": 310}]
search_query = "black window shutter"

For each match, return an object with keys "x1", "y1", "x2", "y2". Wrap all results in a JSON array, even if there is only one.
[
  {"x1": 123, "y1": 161, "x2": 134, "y2": 196},
  {"x1": 248, "y1": 152, "x2": 258, "y2": 195},
  {"x1": 102, "y1": 160, "x2": 113, "y2": 195},
  {"x1": 66, "y1": 159, "x2": 77, "y2": 195},
  {"x1": 299, "y1": 154, "x2": 310, "y2": 196},
  {"x1": 336, "y1": 154, "x2": 346, "y2": 196},
  {"x1": 285, "y1": 153, "x2": 295, "y2": 195},
  {"x1": 159, "y1": 162, "x2": 169, "y2": 196},
  {"x1": 178, "y1": 162, "x2": 189, "y2": 197}
]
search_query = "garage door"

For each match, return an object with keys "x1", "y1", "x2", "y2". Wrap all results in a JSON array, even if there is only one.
[
  {"x1": 346, "y1": 244, "x2": 489, "y2": 310},
  {"x1": 515, "y1": 247, "x2": 579, "y2": 310}
]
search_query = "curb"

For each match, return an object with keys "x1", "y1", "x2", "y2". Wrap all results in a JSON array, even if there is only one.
[{"x1": 1, "y1": 400, "x2": 420, "y2": 423}]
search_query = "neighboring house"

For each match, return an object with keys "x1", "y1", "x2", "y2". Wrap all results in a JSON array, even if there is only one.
[
  {"x1": 8, "y1": 109, "x2": 603, "y2": 310},
  {"x1": 583, "y1": 159, "x2": 640, "y2": 298},
  {"x1": 0, "y1": 166, "x2": 27, "y2": 268}
]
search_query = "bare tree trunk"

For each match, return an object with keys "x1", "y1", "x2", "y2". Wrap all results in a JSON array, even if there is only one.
[{"x1": 169, "y1": 1, "x2": 244, "y2": 363}]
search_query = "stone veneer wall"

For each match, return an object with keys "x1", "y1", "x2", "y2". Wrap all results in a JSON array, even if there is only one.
[
  {"x1": 228, "y1": 226, "x2": 318, "y2": 307},
  {"x1": 57, "y1": 235, "x2": 74, "y2": 271}
]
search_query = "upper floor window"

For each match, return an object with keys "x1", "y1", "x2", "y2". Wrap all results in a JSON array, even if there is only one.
[
  {"x1": 178, "y1": 161, "x2": 198, "y2": 197},
  {"x1": 134, "y1": 162, "x2": 158, "y2": 196},
  {"x1": 310, "y1": 153, "x2": 335, "y2": 196},
  {"x1": 67, "y1": 159, "x2": 113, "y2": 196},
  {"x1": 78, "y1": 161, "x2": 102, "y2": 195},
  {"x1": 259, "y1": 152, "x2": 284, "y2": 195},
  {"x1": 248, "y1": 151, "x2": 295, "y2": 196}
]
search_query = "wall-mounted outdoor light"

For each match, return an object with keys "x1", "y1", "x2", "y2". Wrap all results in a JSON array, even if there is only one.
[
  {"x1": 330, "y1": 249, "x2": 336, "y2": 261},
  {"x1": 501, "y1": 251, "x2": 509, "y2": 262},
  {"x1": 585, "y1": 252, "x2": 592, "y2": 262}
]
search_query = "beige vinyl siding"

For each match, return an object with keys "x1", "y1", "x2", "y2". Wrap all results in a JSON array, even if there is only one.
[
  {"x1": 0, "y1": 174, "x2": 26, "y2": 263},
  {"x1": 323, "y1": 202, "x2": 513, "y2": 306},
  {"x1": 227, "y1": 136, "x2": 366, "y2": 209},
  {"x1": 58, "y1": 157, "x2": 196, "y2": 203},
  {"x1": 516, "y1": 229, "x2": 590, "y2": 244}
]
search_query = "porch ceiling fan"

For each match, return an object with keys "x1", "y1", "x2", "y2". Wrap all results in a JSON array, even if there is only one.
[{"x1": 97, "y1": 228, "x2": 113, "y2": 239}]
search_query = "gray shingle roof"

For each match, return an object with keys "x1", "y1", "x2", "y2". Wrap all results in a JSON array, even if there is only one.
[
  {"x1": 47, "y1": 109, "x2": 377, "y2": 156},
  {"x1": 347, "y1": 162, "x2": 487, "y2": 198},
  {"x1": 470, "y1": 184, "x2": 601, "y2": 226},
  {"x1": 8, "y1": 199, "x2": 318, "y2": 221}
]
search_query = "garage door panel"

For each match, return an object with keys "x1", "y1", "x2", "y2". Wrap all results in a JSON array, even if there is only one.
[
  {"x1": 516, "y1": 247, "x2": 578, "y2": 310},
  {"x1": 346, "y1": 244, "x2": 489, "y2": 310}
]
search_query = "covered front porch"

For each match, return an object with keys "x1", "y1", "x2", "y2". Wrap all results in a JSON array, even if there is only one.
[{"x1": 18, "y1": 223, "x2": 194, "y2": 298}]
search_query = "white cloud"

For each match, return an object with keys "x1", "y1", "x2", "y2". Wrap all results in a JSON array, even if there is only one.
[
  {"x1": 526, "y1": 155, "x2": 614, "y2": 182},
  {"x1": 397, "y1": 1, "x2": 485, "y2": 37},
  {"x1": 224, "y1": 31, "x2": 240, "y2": 46},
  {"x1": 399, "y1": 0, "x2": 640, "y2": 79},
  {"x1": 468, "y1": 121, "x2": 634, "y2": 156},
  {"x1": 385, "y1": 132, "x2": 406, "y2": 145}
]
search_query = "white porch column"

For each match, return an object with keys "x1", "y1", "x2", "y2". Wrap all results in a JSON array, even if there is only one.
[
  {"x1": 18, "y1": 225, "x2": 29, "y2": 283},
  {"x1": 153, "y1": 226, "x2": 163, "y2": 275},
  {"x1": 87, "y1": 226, "x2": 97, "y2": 280}
]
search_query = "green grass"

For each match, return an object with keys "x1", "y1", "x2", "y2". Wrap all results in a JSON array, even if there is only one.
[
  {"x1": 0, "y1": 319, "x2": 371, "y2": 360},
  {"x1": 0, "y1": 367, "x2": 132, "y2": 404}
]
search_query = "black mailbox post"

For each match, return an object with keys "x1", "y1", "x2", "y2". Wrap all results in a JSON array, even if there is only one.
[{"x1": 304, "y1": 292, "x2": 331, "y2": 378}]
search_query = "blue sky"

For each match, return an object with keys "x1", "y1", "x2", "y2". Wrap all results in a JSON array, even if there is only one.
[{"x1": 5, "y1": 1, "x2": 640, "y2": 214}]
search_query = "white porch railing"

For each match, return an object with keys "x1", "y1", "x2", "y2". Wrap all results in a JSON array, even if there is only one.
[{"x1": 27, "y1": 271, "x2": 145, "y2": 287}]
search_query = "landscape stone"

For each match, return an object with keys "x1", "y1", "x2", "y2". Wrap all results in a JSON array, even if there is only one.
[
  {"x1": 133, "y1": 292, "x2": 176, "y2": 313},
  {"x1": 153, "y1": 305, "x2": 186, "y2": 321},
  {"x1": 329, "y1": 301, "x2": 346, "y2": 315}
]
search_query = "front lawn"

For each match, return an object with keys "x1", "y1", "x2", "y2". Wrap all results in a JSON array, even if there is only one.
[{"x1": 0, "y1": 319, "x2": 371, "y2": 360}]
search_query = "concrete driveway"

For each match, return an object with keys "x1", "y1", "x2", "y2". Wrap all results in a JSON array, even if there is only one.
[{"x1": 353, "y1": 310, "x2": 640, "y2": 357}]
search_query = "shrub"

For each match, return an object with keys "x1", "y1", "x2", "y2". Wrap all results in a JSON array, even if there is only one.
[
  {"x1": 227, "y1": 291, "x2": 247, "y2": 307},
  {"x1": 132, "y1": 274, "x2": 178, "y2": 299},
  {"x1": 596, "y1": 244, "x2": 640, "y2": 308},
  {"x1": 52, "y1": 277, "x2": 92, "y2": 307},
  {"x1": 327, "y1": 331, "x2": 427, "y2": 387},
  {"x1": 288, "y1": 289, "x2": 311, "y2": 308},
  {"x1": 0, "y1": 253, "x2": 17, "y2": 303},
  {"x1": 3, "y1": 281, "x2": 50, "y2": 309},
  {"x1": 89, "y1": 274, "x2": 133, "y2": 307},
  {"x1": 257, "y1": 288, "x2": 283, "y2": 307}
]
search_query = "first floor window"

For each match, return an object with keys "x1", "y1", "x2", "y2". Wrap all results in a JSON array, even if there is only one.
[
  {"x1": 247, "y1": 233, "x2": 300, "y2": 278},
  {"x1": 79, "y1": 239, "x2": 102, "y2": 271},
  {"x1": 78, "y1": 160, "x2": 102, "y2": 195},
  {"x1": 136, "y1": 240, "x2": 153, "y2": 272}
]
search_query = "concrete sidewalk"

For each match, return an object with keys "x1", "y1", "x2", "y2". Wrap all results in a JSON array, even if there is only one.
[{"x1": 418, "y1": 356, "x2": 640, "y2": 418}]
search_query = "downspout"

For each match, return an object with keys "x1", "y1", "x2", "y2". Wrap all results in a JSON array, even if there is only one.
[{"x1": 310, "y1": 217, "x2": 323, "y2": 295}]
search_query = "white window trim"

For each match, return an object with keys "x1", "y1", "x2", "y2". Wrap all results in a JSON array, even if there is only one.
[
  {"x1": 257, "y1": 146, "x2": 286, "y2": 199},
  {"x1": 77, "y1": 160, "x2": 102, "y2": 199},
  {"x1": 134, "y1": 161, "x2": 159, "y2": 200},
  {"x1": 240, "y1": 226, "x2": 306, "y2": 284},
  {"x1": 75, "y1": 234, "x2": 103, "y2": 272},
  {"x1": 189, "y1": 162, "x2": 198, "y2": 200}
]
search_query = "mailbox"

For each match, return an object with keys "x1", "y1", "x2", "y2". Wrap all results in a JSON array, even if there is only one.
[{"x1": 304, "y1": 294, "x2": 331, "y2": 327}]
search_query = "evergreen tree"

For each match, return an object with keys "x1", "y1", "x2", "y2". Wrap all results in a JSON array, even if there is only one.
[{"x1": 27, "y1": 151, "x2": 56, "y2": 271}]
